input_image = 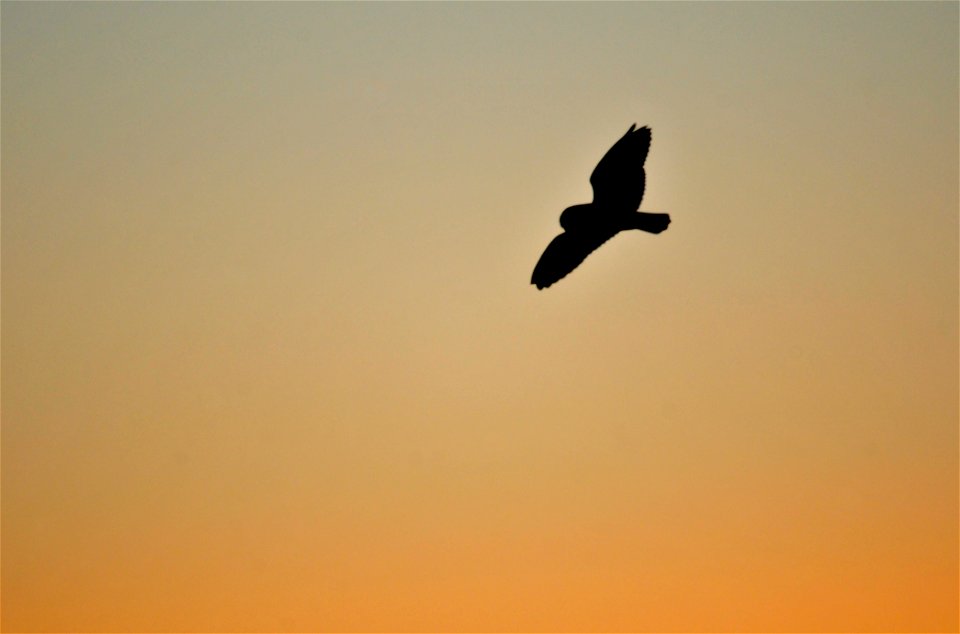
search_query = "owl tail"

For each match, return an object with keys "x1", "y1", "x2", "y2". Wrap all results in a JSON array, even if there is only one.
[{"x1": 631, "y1": 212, "x2": 671, "y2": 234}]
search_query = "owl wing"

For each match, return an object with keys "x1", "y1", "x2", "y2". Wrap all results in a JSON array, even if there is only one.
[
  {"x1": 589, "y1": 124, "x2": 651, "y2": 211},
  {"x1": 531, "y1": 228, "x2": 619, "y2": 290}
]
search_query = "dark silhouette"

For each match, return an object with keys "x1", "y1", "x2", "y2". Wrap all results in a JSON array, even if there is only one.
[{"x1": 531, "y1": 124, "x2": 670, "y2": 290}]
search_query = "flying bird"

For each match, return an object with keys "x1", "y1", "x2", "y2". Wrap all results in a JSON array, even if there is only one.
[{"x1": 531, "y1": 124, "x2": 670, "y2": 290}]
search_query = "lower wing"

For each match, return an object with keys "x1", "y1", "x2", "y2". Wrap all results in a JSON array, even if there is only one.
[{"x1": 531, "y1": 229, "x2": 617, "y2": 290}]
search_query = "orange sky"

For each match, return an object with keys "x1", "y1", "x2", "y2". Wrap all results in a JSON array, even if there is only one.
[{"x1": 2, "y1": 2, "x2": 957, "y2": 631}]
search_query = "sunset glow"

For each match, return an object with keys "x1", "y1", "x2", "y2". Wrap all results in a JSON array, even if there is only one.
[{"x1": 3, "y1": 2, "x2": 957, "y2": 631}]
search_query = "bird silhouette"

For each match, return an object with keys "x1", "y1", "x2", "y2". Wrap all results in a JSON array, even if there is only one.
[{"x1": 531, "y1": 124, "x2": 670, "y2": 290}]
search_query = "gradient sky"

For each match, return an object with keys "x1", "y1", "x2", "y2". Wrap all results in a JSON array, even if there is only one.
[{"x1": 2, "y1": 2, "x2": 957, "y2": 632}]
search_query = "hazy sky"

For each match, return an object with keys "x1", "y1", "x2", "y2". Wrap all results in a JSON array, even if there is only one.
[{"x1": 3, "y1": 2, "x2": 957, "y2": 631}]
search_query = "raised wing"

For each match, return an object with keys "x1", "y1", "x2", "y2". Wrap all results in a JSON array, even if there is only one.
[
  {"x1": 531, "y1": 228, "x2": 619, "y2": 290},
  {"x1": 589, "y1": 124, "x2": 651, "y2": 211}
]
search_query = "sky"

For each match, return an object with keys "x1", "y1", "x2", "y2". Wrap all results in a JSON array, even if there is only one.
[{"x1": 2, "y1": 2, "x2": 957, "y2": 632}]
